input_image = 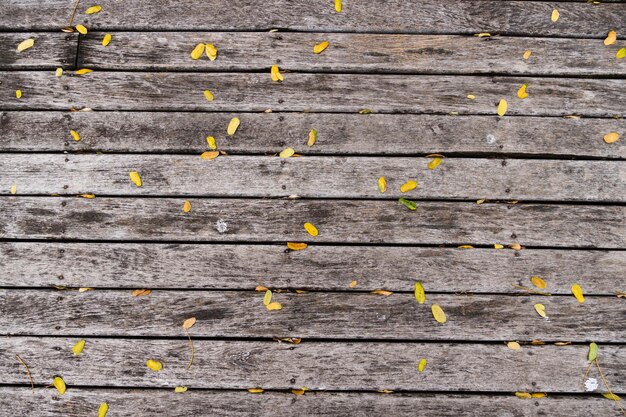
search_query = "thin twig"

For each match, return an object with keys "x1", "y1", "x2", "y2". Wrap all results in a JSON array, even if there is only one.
[
  {"x1": 68, "y1": 0, "x2": 81, "y2": 27},
  {"x1": 511, "y1": 284, "x2": 552, "y2": 296},
  {"x1": 595, "y1": 359, "x2": 626, "y2": 416},
  {"x1": 185, "y1": 329, "x2": 195, "y2": 369},
  {"x1": 582, "y1": 361, "x2": 593, "y2": 389},
  {"x1": 15, "y1": 354, "x2": 34, "y2": 393}
]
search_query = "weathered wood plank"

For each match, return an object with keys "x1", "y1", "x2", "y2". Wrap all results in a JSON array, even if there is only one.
[
  {"x1": 2, "y1": 0, "x2": 625, "y2": 37},
  {"x1": 1, "y1": 72, "x2": 625, "y2": 117},
  {"x1": 1, "y1": 111, "x2": 624, "y2": 158},
  {"x1": 0, "y1": 33, "x2": 78, "y2": 70},
  {"x1": 2, "y1": 337, "x2": 624, "y2": 392},
  {"x1": 2, "y1": 243, "x2": 624, "y2": 294},
  {"x1": 1, "y1": 290, "x2": 624, "y2": 342},
  {"x1": 1, "y1": 388, "x2": 622, "y2": 417},
  {"x1": 78, "y1": 32, "x2": 626, "y2": 76},
  {"x1": 3, "y1": 154, "x2": 624, "y2": 202},
  {"x1": 0, "y1": 198, "x2": 623, "y2": 248}
]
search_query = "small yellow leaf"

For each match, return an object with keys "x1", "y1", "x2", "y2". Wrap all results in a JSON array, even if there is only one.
[
  {"x1": 509, "y1": 243, "x2": 522, "y2": 250},
  {"x1": 70, "y1": 130, "x2": 81, "y2": 141},
  {"x1": 517, "y1": 84, "x2": 529, "y2": 99},
  {"x1": 313, "y1": 41, "x2": 329, "y2": 54},
  {"x1": 358, "y1": 108, "x2": 372, "y2": 114},
  {"x1": 85, "y1": 5, "x2": 102, "y2": 14},
  {"x1": 206, "y1": 44, "x2": 218, "y2": 61},
  {"x1": 371, "y1": 289, "x2": 393, "y2": 296},
  {"x1": 53, "y1": 376, "x2": 66, "y2": 395},
  {"x1": 602, "y1": 393, "x2": 621, "y2": 401},
  {"x1": 475, "y1": 33, "x2": 491, "y2": 38},
  {"x1": 571, "y1": 284, "x2": 584, "y2": 303},
  {"x1": 175, "y1": 386, "x2": 188, "y2": 393},
  {"x1": 414, "y1": 282, "x2": 426, "y2": 304},
  {"x1": 200, "y1": 151, "x2": 220, "y2": 160},
  {"x1": 102, "y1": 33, "x2": 111, "y2": 47},
  {"x1": 400, "y1": 180, "x2": 417, "y2": 193},
  {"x1": 515, "y1": 392, "x2": 532, "y2": 399},
  {"x1": 428, "y1": 157, "x2": 443, "y2": 170},
  {"x1": 304, "y1": 222, "x2": 318, "y2": 236},
  {"x1": 617, "y1": 48, "x2": 626, "y2": 59},
  {"x1": 71, "y1": 339, "x2": 86, "y2": 355},
  {"x1": 379, "y1": 389, "x2": 394, "y2": 394},
  {"x1": 531, "y1": 276, "x2": 547, "y2": 289},
  {"x1": 248, "y1": 388, "x2": 264, "y2": 393},
  {"x1": 551, "y1": 8, "x2": 559, "y2": 22},
  {"x1": 458, "y1": 245, "x2": 474, "y2": 249},
  {"x1": 604, "y1": 31, "x2": 617, "y2": 46},
  {"x1": 75, "y1": 24, "x2": 88, "y2": 35},
  {"x1": 523, "y1": 50, "x2": 532, "y2": 60},
  {"x1": 75, "y1": 68, "x2": 93, "y2": 75},
  {"x1": 146, "y1": 359, "x2": 163, "y2": 371},
  {"x1": 476, "y1": 199, "x2": 485, "y2": 204},
  {"x1": 467, "y1": 94, "x2": 476, "y2": 100},
  {"x1": 78, "y1": 287, "x2": 92, "y2": 292},
  {"x1": 10, "y1": 185, "x2": 17, "y2": 195},
  {"x1": 270, "y1": 65, "x2": 284, "y2": 82},
  {"x1": 349, "y1": 280, "x2": 357, "y2": 288},
  {"x1": 182, "y1": 317, "x2": 197, "y2": 330},
  {"x1": 603, "y1": 132, "x2": 619, "y2": 144},
  {"x1": 266, "y1": 302, "x2": 282, "y2": 311},
  {"x1": 507, "y1": 341, "x2": 521, "y2": 350},
  {"x1": 531, "y1": 393, "x2": 547, "y2": 399},
  {"x1": 15, "y1": 90, "x2": 22, "y2": 99},
  {"x1": 431, "y1": 304, "x2": 447, "y2": 324},
  {"x1": 280, "y1": 147, "x2": 295, "y2": 158},
  {"x1": 287, "y1": 242, "x2": 308, "y2": 251},
  {"x1": 129, "y1": 171, "x2": 142, "y2": 187},
  {"x1": 263, "y1": 290, "x2": 272, "y2": 306},
  {"x1": 378, "y1": 177, "x2": 387, "y2": 193},
  {"x1": 131, "y1": 289, "x2": 151, "y2": 296},
  {"x1": 191, "y1": 43, "x2": 205, "y2": 60},
  {"x1": 291, "y1": 389, "x2": 305, "y2": 396},
  {"x1": 534, "y1": 303, "x2": 547, "y2": 318},
  {"x1": 55, "y1": 68, "x2": 63, "y2": 77},
  {"x1": 183, "y1": 200, "x2": 191, "y2": 213},
  {"x1": 334, "y1": 0, "x2": 342, "y2": 12},
  {"x1": 497, "y1": 99, "x2": 508, "y2": 116},
  {"x1": 206, "y1": 136, "x2": 217, "y2": 150},
  {"x1": 494, "y1": 244, "x2": 504, "y2": 249},
  {"x1": 227, "y1": 117, "x2": 240, "y2": 136},
  {"x1": 308, "y1": 129, "x2": 317, "y2": 147},
  {"x1": 418, "y1": 358, "x2": 427, "y2": 373},
  {"x1": 98, "y1": 402, "x2": 108, "y2": 417},
  {"x1": 203, "y1": 90, "x2": 214, "y2": 101},
  {"x1": 79, "y1": 194, "x2": 95, "y2": 199},
  {"x1": 17, "y1": 38, "x2": 35, "y2": 52}
]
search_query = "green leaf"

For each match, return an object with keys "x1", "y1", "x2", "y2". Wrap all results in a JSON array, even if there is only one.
[
  {"x1": 588, "y1": 342, "x2": 598, "y2": 362},
  {"x1": 398, "y1": 198, "x2": 416, "y2": 211}
]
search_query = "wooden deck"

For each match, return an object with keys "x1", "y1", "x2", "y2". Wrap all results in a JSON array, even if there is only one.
[{"x1": 1, "y1": 1, "x2": 625, "y2": 415}]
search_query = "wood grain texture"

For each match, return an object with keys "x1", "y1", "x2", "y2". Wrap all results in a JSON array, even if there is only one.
[
  {"x1": 0, "y1": 33, "x2": 78, "y2": 70},
  {"x1": 0, "y1": 197, "x2": 623, "y2": 248},
  {"x1": 1, "y1": 111, "x2": 624, "y2": 158},
  {"x1": 2, "y1": 243, "x2": 624, "y2": 294},
  {"x1": 1, "y1": 72, "x2": 625, "y2": 117},
  {"x1": 2, "y1": 337, "x2": 624, "y2": 392},
  {"x1": 1, "y1": 290, "x2": 625, "y2": 342},
  {"x1": 1, "y1": 388, "x2": 622, "y2": 417},
  {"x1": 2, "y1": 0, "x2": 625, "y2": 37},
  {"x1": 78, "y1": 32, "x2": 626, "y2": 76},
  {"x1": 3, "y1": 154, "x2": 624, "y2": 202}
]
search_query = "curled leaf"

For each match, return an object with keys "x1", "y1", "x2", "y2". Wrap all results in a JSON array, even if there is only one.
[
  {"x1": 604, "y1": 31, "x2": 617, "y2": 46},
  {"x1": 497, "y1": 99, "x2": 508, "y2": 116},
  {"x1": 304, "y1": 222, "x2": 318, "y2": 236},
  {"x1": 71, "y1": 339, "x2": 86, "y2": 355},
  {"x1": 313, "y1": 41, "x2": 329, "y2": 54},
  {"x1": 534, "y1": 303, "x2": 547, "y2": 318},
  {"x1": 227, "y1": 117, "x2": 240, "y2": 135},
  {"x1": 75, "y1": 24, "x2": 88, "y2": 35},
  {"x1": 287, "y1": 242, "x2": 308, "y2": 251},
  {"x1": 400, "y1": 180, "x2": 417, "y2": 193},
  {"x1": 378, "y1": 177, "x2": 387, "y2": 193},
  {"x1": 98, "y1": 402, "x2": 109, "y2": 417},
  {"x1": 129, "y1": 171, "x2": 142, "y2": 187},
  {"x1": 517, "y1": 84, "x2": 529, "y2": 99},
  {"x1": 307, "y1": 129, "x2": 317, "y2": 147},
  {"x1": 70, "y1": 130, "x2": 81, "y2": 141},
  {"x1": 588, "y1": 342, "x2": 598, "y2": 362},
  {"x1": 531, "y1": 276, "x2": 547, "y2": 289},
  {"x1": 203, "y1": 90, "x2": 214, "y2": 101},
  {"x1": 418, "y1": 358, "x2": 427, "y2": 373},
  {"x1": 17, "y1": 38, "x2": 35, "y2": 52},
  {"x1": 182, "y1": 317, "x2": 197, "y2": 330},
  {"x1": 603, "y1": 132, "x2": 619, "y2": 144},
  {"x1": 248, "y1": 388, "x2": 264, "y2": 393},
  {"x1": 131, "y1": 289, "x2": 151, "y2": 297},
  {"x1": 398, "y1": 198, "x2": 416, "y2": 211},
  {"x1": 75, "y1": 68, "x2": 93, "y2": 75},
  {"x1": 270, "y1": 65, "x2": 284, "y2": 82},
  {"x1": 571, "y1": 284, "x2": 584, "y2": 303},
  {"x1": 431, "y1": 304, "x2": 447, "y2": 324},
  {"x1": 191, "y1": 43, "x2": 205, "y2": 60},
  {"x1": 205, "y1": 44, "x2": 218, "y2": 61},
  {"x1": 280, "y1": 147, "x2": 295, "y2": 158},
  {"x1": 102, "y1": 34, "x2": 112, "y2": 46},
  {"x1": 458, "y1": 245, "x2": 473, "y2": 249},
  {"x1": 175, "y1": 386, "x2": 188, "y2": 393},
  {"x1": 85, "y1": 5, "x2": 102, "y2": 14},
  {"x1": 146, "y1": 359, "x2": 163, "y2": 371},
  {"x1": 53, "y1": 376, "x2": 66, "y2": 395},
  {"x1": 200, "y1": 151, "x2": 220, "y2": 160},
  {"x1": 428, "y1": 157, "x2": 443, "y2": 170},
  {"x1": 371, "y1": 289, "x2": 393, "y2": 296},
  {"x1": 414, "y1": 282, "x2": 426, "y2": 304}
]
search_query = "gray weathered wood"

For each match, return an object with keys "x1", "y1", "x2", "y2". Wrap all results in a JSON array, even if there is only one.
[
  {"x1": 0, "y1": 198, "x2": 623, "y2": 248},
  {"x1": 1, "y1": 388, "x2": 623, "y2": 417},
  {"x1": 2, "y1": 242, "x2": 624, "y2": 294},
  {"x1": 1, "y1": 111, "x2": 624, "y2": 158},
  {"x1": 2, "y1": 0, "x2": 625, "y2": 37},
  {"x1": 1, "y1": 290, "x2": 624, "y2": 342},
  {"x1": 78, "y1": 32, "x2": 626, "y2": 76},
  {"x1": 0, "y1": 33, "x2": 78, "y2": 70},
  {"x1": 3, "y1": 154, "x2": 624, "y2": 201},
  {"x1": 1, "y1": 72, "x2": 625, "y2": 117},
  {"x1": 2, "y1": 337, "x2": 624, "y2": 392}
]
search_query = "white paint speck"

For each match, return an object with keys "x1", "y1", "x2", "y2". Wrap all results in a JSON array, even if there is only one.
[
  {"x1": 584, "y1": 378, "x2": 598, "y2": 392},
  {"x1": 486, "y1": 134, "x2": 497, "y2": 144},
  {"x1": 216, "y1": 219, "x2": 228, "y2": 234}
]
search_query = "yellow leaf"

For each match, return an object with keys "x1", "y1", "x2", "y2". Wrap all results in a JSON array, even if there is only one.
[
  {"x1": 497, "y1": 99, "x2": 508, "y2": 116},
  {"x1": 517, "y1": 84, "x2": 529, "y2": 99},
  {"x1": 617, "y1": 48, "x2": 626, "y2": 59},
  {"x1": 418, "y1": 358, "x2": 427, "y2": 373},
  {"x1": 15, "y1": 90, "x2": 22, "y2": 99},
  {"x1": 475, "y1": 33, "x2": 491, "y2": 37},
  {"x1": 291, "y1": 389, "x2": 305, "y2": 396},
  {"x1": 531, "y1": 393, "x2": 547, "y2": 399},
  {"x1": 507, "y1": 341, "x2": 521, "y2": 350},
  {"x1": 70, "y1": 130, "x2": 81, "y2": 141},
  {"x1": 515, "y1": 392, "x2": 532, "y2": 399},
  {"x1": 98, "y1": 402, "x2": 109, "y2": 417},
  {"x1": 131, "y1": 288, "x2": 151, "y2": 296},
  {"x1": 379, "y1": 389, "x2": 394, "y2": 394},
  {"x1": 551, "y1": 8, "x2": 559, "y2": 22},
  {"x1": 85, "y1": 5, "x2": 102, "y2": 14},
  {"x1": 304, "y1": 222, "x2": 318, "y2": 236},
  {"x1": 523, "y1": 50, "x2": 532, "y2": 60},
  {"x1": 10, "y1": 185, "x2": 17, "y2": 195},
  {"x1": 206, "y1": 44, "x2": 218, "y2": 61},
  {"x1": 280, "y1": 147, "x2": 295, "y2": 158},
  {"x1": 175, "y1": 386, "x2": 188, "y2": 393},
  {"x1": 371, "y1": 289, "x2": 393, "y2": 296},
  {"x1": 287, "y1": 242, "x2": 307, "y2": 251},
  {"x1": 78, "y1": 287, "x2": 93, "y2": 292},
  {"x1": 129, "y1": 171, "x2": 142, "y2": 187},
  {"x1": 313, "y1": 41, "x2": 329, "y2": 54},
  {"x1": 146, "y1": 359, "x2": 163, "y2": 371},
  {"x1": 270, "y1": 65, "x2": 284, "y2": 82},
  {"x1": 603, "y1": 132, "x2": 619, "y2": 144},
  {"x1": 71, "y1": 339, "x2": 86, "y2": 355},
  {"x1": 476, "y1": 199, "x2": 485, "y2": 204},
  {"x1": 509, "y1": 243, "x2": 522, "y2": 250},
  {"x1": 266, "y1": 302, "x2": 282, "y2": 311},
  {"x1": 255, "y1": 285, "x2": 269, "y2": 292},
  {"x1": 358, "y1": 108, "x2": 372, "y2": 114},
  {"x1": 604, "y1": 31, "x2": 617, "y2": 46},
  {"x1": 248, "y1": 388, "x2": 264, "y2": 393},
  {"x1": 571, "y1": 284, "x2": 585, "y2": 303},
  {"x1": 308, "y1": 129, "x2": 317, "y2": 147},
  {"x1": 75, "y1": 68, "x2": 93, "y2": 75},
  {"x1": 531, "y1": 276, "x2": 547, "y2": 289},
  {"x1": 349, "y1": 280, "x2": 357, "y2": 288},
  {"x1": 182, "y1": 200, "x2": 191, "y2": 213},
  {"x1": 17, "y1": 38, "x2": 35, "y2": 52},
  {"x1": 494, "y1": 244, "x2": 504, "y2": 249},
  {"x1": 102, "y1": 33, "x2": 112, "y2": 47},
  {"x1": 263, "y1": 290, "x2": 272, "y2": 306},
  {"x1": 378, "y1": 177, "x2": 387, "y2": 193},
  {"x1": 227, "y1": 117, "x2": 240, "y2": 136},
  {"x1": 200, "y1": 151, "x2": 220, "y2": 160},
  {"x1": 467, "y1": 94, "x2": 476, "y2": 100},
  {"x1": 414, "y1": 282, "x2": 426, "y2": 304},
  {"x1": 400, "y1": 180, "x2": 417, "y2": 193},
  {"x1": 75, "y1": 24, "x2": 88, "y2": 35},
  {"x1": 206, "y1": 136, "x2": 217, "y2": 150},
  {"x1": 458, "y1": 245, "x2": 474, "y2": 249},
  {"x1": 428, "y1": 157, "x2": 443, "y2": 170},
  {"x1": 431, "y1": 304, "x2": 446, "y2": 324},
  {"x1": 334, "y1": 0, "x2": 342, "y2": 12},
  {"x1": 602, "y1": 393, "x2": 621, "y2": 401},
  {"x1": 534, "y1": 303, "x2": 547, "y2": 318},
  {"x1": 53, "y1": 376, "x2": 66, "y2": 395},
  {"x1": 55, "y1": 68, "x2": 63, "y2": 77},
  {"x1": 203, "y1": 90, "x2": 214, "y2": 101},
  {"x1": 182, "y1": 317, "x2": 197, "y2": 329},
  {"x1": 191, "y1": 43, "x2": 205, "y2": 60}
]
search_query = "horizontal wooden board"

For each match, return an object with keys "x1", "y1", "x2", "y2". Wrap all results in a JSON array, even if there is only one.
[
  {"x1": 2, "y1": 242, "x2": 624, "y2": 294},
  {"x1": 1, "y1": 290, "x2": 624, "y2": 342},
  {"x1": 2, "y1": 389, "x2": 623, "y2": 417},
  {"x1": 0, "y1": 197, "x2": 623, "y2": 248},
  {"x1": 1, "y1": 111, "x2": 624, "y2": 158},
  {"x1": 78, "y1": 32, "x2": 626, "y2": 76},
  {"x1": 1, "y1": 72, "x2": 625, "y2": 117},
  {"x1": 2, "y1": 337, "x2": 624, "y2": 392},
  {"x1": 0, "y1": 33, "x2": 78, "y2": 70},
  {"x1": 2, "y1": 1, "x2": 625, "y2": 37},
  {"x1": 3, "y1": 154, "x2": 624, "y2": 202}
]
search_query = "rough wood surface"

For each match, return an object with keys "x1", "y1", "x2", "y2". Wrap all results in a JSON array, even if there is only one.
[
  {"x1": 2, "y1": 242, "x2": 624, "y2": 294},
  {"x1": 2, "y1": 72, "x2": 625, "y2": 117},
  {"x1": 1, "y1": 111, "x2": 624, "y2": 158},
  {"x1": 0, "y1": 197, "x2": 623, "y2": 248},
  {"x1": 3, "y1": 154, "x2": 624, "y2": 202},
  {"x1": 2, "y1": 337, "x2": 624, "y2": 392},
  {"x1": 78, "y1": 32, "x2": 626, "y2": 76},
  {"x1": 1, "y1": 290, "x2": 625, "y2": 342},
  {"x1": 2, "y1": 0, "x2": 625, "y2": 37},
  {"x1": 0, "y1": 33, "x2": 77, "y2": 70},
  {"x1": 1, "y1": 388, "x2": 622, "y2": 417}
]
